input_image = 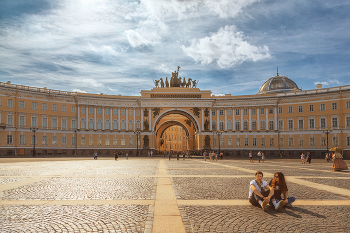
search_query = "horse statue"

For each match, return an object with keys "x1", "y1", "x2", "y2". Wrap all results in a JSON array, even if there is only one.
[
  {"x1": 186, "y1": 78, "x2": 192, "y2": 88},
  {"x1": 160, "y1": 78, "x2": 164, "y2": 88},
  {"x1": 192, "y1": 80, "x2": 198, "y2": 88},
  {"x1": 153, "y1": 79, "x2": 160, "y2": 88}
]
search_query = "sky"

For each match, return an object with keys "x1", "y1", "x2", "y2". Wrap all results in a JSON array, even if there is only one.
[{"x1": 0, "y1": 0, "x2": 349, "y2": 96}]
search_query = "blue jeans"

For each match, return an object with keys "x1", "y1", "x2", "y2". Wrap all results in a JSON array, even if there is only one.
[{"x1": 277, "y1": 196, "x2": 295, "y2": 205}]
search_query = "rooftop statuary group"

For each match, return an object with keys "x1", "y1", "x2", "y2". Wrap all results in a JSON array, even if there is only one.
[{"x1": 153, "y1": 66, "x2": 198, "y2": 88}]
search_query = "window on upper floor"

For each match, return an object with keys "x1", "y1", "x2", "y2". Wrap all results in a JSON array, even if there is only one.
[
  {"x1": 260, "y1": 107, "x2": 265, "y2": 115},
  {"x1": 97, "y1": 108, "x2": 101, "y2": 115},
  {"x1": 62, "y1": 105, "x2": 66, "y2": 112},
  {"x1": 19, "y1": 101, "x2": 25, "y2": 109},
  {"x1": 298, "y1": 105, "x2": 303, "y2": 113},
  {"x1": 52, "y1": 104, "x2": 57, "y2": 112},
  {"x1": 332, "y1": 102, "x2": 337, "y2": 110},
  {"x1": 212, "y1": 109, "x2": 216, "y2": 116},
  {"x1": 220, "y1": 109, "x2": 224, "y2": 116},
  {"x1": 288, "y1": 106, "x2": 293, "y2": 113},
  {"x1": 89, "y1": 107, "x2": 93, "y2": 114},
  {"x1": 121, "y1": 109, "x2": 125, "y2": 116},
  {"x1": 7, "y1": 99, "x2": 13, "y2": 108},
  {"x1": 235, "y1": 108, "x2": 240, "y2": 115},
  {"x1": 320, "y1": 103, "x2": 325, "y2": 111},
  {"x1": 244, "y1": 109, "x2": 248, "y2": 115},
  {"x1": 278, "y1": 107, "x2": 283, "y2": 114},
  {"x1": 252, "y1": 108, "x2": 256, "y2": 115},
  {"x1": 43, "y1": 103, "x2": 47, "y2": 111},
  {"x1": 269, "y1": 107, "x2": 273, "y2": 114},
  {"x1": 309, "y1": 104, "x2": 314, "y2": 112},
  {"x1": 346, "y1": 101, "x2": 350, "y2": 109}
]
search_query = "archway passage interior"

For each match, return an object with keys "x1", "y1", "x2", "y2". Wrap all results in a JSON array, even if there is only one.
[{"x1": 154, "y1": 113, "x2": 198, "y2": 153}]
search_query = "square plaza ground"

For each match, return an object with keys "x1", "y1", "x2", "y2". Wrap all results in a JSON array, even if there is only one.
[{"x1": 1, "y1": 157, "x2": 350, "y2": 233}]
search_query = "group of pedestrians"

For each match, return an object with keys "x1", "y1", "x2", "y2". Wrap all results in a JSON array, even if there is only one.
[
  {"x1": 300, "y1": 152, "x2": 311, "y2": 164},
  {"x1": 249, "y1": 171, "x2": 295, "y2": 211},
  {"x1": 203, "y1": 150, "x2": 223, "y2": 161},
  {"x1": 249, "y1": 151, "x2": 265, "y2": 163}
]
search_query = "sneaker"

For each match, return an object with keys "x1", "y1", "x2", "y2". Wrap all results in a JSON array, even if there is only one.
[
  {"x1": 275, "y1": 201, "x2": 285, "y2": 211},
  {"x1": 261, "y1": 201, "x2": 268, "y2": 211}
]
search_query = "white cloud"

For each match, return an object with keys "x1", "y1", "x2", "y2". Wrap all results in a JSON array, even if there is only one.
[
  {"x1": 314, "y1": 79, "x2": 342, "y2": 87},
  {"x1": 89, "y1": 43, "x2": 118, "y2": 55},
  {"x1": 181, "y1": 25, "x2": 271, "y2": 68},
  {"x1": 72, "y1": 89, "x2": 87, "y2": 93},
  {"x1": 125, "y1": 29, "x2": 161, "y2": 48}
]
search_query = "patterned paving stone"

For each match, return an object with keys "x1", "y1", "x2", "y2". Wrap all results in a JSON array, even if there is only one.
[
  {"x1": 0, "y1": 177, "x2": 26, "y2": 185},
  {"x1": 303, "y1": 178, "x2": 350, "y2": 190},
  {"x1": 167, "y1": 168, "x2": 252, "y2": 176},
  {"x1": 180, "y1": 205, "x2": 350, "y2": 233},
  {"x1": 0, "y1": 205, "x2": 153, "y2": 233},
  {"x1": 2, "y1": 177, "x2": 156, "y2": 200}
]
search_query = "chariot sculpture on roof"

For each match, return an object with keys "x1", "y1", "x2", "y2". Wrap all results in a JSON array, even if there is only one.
[{"x1": 153, "y1": 66, "x2": 198, "y2": 88}]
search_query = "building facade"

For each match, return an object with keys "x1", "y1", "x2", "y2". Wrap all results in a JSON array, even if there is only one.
[{"x1": 1, "y1": 73, "x2": 350, "y2": 158}]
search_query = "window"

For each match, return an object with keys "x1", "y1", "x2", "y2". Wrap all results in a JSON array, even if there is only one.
[
  {"x1": 320, "y1": 103, "x2": 325, "y2": 111},
  {"x1": 260, "y1": 108, "x2": 265, "y2": 115},
  {"x1": 212, "y1": 121, "x2": 217, "y2": 131},
  {"x1": 235, "y1": 109, "x2": 239, "y2": 115},
  {"x1": 347, "y1": 137, "x2": 350, "y2": 146},
  {"x1": 43, "y1": 103, "x2": 47, "y2": 111},
  {"x1": 288, "y1": 138, "x2": 294, "y2": 146},
  {"x1": 228, "y1": 121, "x2": 232, "y2": 130},
  {"x1": 52, "y1": 104, "x2": 57, "y2": 111},
  {"x1": 269, "y1": 107, "x2": 273, "y2": 114},
  {"x1": 61, "y1": 119, "x2": 67, "y2": 129},
  {"x1": 278, "y1": 120, "x2": 283, "y2": 129},
  {"x1": 279, "y1": 138, "x2": 284, "y2": 146},
  {"x1": 52, "y1": 118, "x2": 58, "y2": 128},
  {"x1": 121, "y1": 109, "x2": 125, "y2": 116},
  {"x1": 219, "y1": 121, "x2": 224, "y2": 130},
  {"x1": 105, "y1": 138, "x2": 110, "y2": 146},
  {"x1": 19, "y1": 116, "x2": 25, "y2": 126},
  {"x1": 81, "y1": 137, "x2": 86, "y2": 146},
  {"x1": 228, "y1": 138, "x2": 232, "y2": 147},
  {"x1": 346, "y1": 116, "x2": 350, "y2": 127},
  {"x1": 62, "y1": 105, "x2": 66, "y2": 112},
  {"x1": 220, "y1": 109, "x2": 224, "y2": 116},
  {"x1": 137, "y1": 109, "x2": 140, "y2": 116},
  {"x1": 113, "y1": 138, "x2": 118, "y2": 146},
  {"x1": 121, "y1": 138, "x2": 126, "y2": 146},
  {"x1": 299, "y1": 137, "x2": 304, "y2": 147},
  {"x1": 81, "y1": 106, "x2": 85, "y2": 114},
  {"x1": 332, "y1": 102, "x2": 337, "y2": 110},
  {"x1": 7, "y1": 135, "x2": 13, "y2": 144},
  {"x1": 227, "y1": 109, "x2": 232, "y2": 115},
  {"x1": 7, "y1": 114, "x2": 13, "y2": 125},
  {"x1": 235, "y1": 121, "x2": 240, "y2": 131},
  {"x1": 261, "y1": 138, "x2": 265, "y2": 146},
  {"x1": 30, "y1": 102, "x2": 38, "y2": 110},
  {"x1": 346, "y1": 101, "x2": 350, "y2": 109},
  {"x1": 62, "y1": 137, "x2": 67, "y2": 145},
  {"x1": 97, "y1": 108, "x2": 101, "y2": 115},
  {"x1": 89, "y1": 119, "x2": 94, "y2": 129},
  {"x1": 243, "y1": 121, "x2": 248, "y2": 130},
  {"x1": 278, "y1": 107, "x2": 283, "y2": 114},
  {"x1": 121, "y1": 120, "x2": 125, "y2": 130},
  {"x1": 113, "y1": 108, "x2": 118, "y2": 115},
  {"x1": 105, "y1": 108, "x2": 109, "y2": 115},
  {"x1": 113, "y1": 120, "x2": 118, "y2": 130},
  {"x1": 71, "y1": 137, "x2": 76, "y2": 146},
  {"x1": 71, "y1": 119, "x2": 76, "y2": 129},
  {"x1": 52, "y1": 136, "x2": 57, "y2": 146},
  {"x1": 43, "y1": 117, "x2": 48, "y2": 128},
  {"x1": 269, "y1": 120, "x2": 274, "y2": 130},
  {"x1": 129, "y1": 109, "x2": 132, "y2": 116},
  {"x1": 332, "y1": 137, "x2": 338, "y2": 146},
  {"x1": 212, "y1": 109, "x2": 216, "y2": 116},
  {"x1": 7, "y1": 99, "x2": 13, "y2": 108},
  {"x1": 320, "y1": 118, "x2": 326, "y2": 128},
  {"x1": 89, "y1": 137, "x2": 94, "y2": 146},
  {"x1": 97, "y1": 137, "x2": 102, "y2": 146},
  {"x1": 260, "y1": 120, "x2": 265, "y2": 130},
  {"x1": 31, "y1": 116, "x2": 37, "y2": 127},
  {"x1": 298, "y1": 105, "x2": 303, "y2": 113},
  {"x1": 252, "y1": 138, "x2": 257, "y2": 146},
  {"x1": 321, "y1": 137, "x2": 326, "y2": 146},
  {"x1": 19, "y1": 101, "x2": 25, "y2": 109},
  {"x1": 252, "y1": 121, "x2": 256, "y2": 130},
  {"x1": 42, "y1": 136, "x2": 47, "y2": 145},
  {"x1": 309, "y1": 105, "x2": 314, "y2": 112},
  {"x1": 97, "y1": 119, "x2": 102, "y2": 130},
  {"x1": 288, "y1": 119, "x2": 293, "y2": 129},
  {"x1": 332, "y1": 117, "x2": 338, "y2": 127},
  {"x1": 213, "y1": 138, "x2": 217, "y2": 146},
  {"x1": 288, "y1": 106, "x2": 293, "y2": 113},
  {"x1": 310, "y1": 137, "x2": 315, "y2": 146},
  {"x1": 236, "y1": 138, "x2": 240, "y2": 146},
  {"x1": 270, "y1": 138, "x2": 274, "y2": 146},
  {"x1": 128, "y1": 120, "x2": 133, "y2": 130},
  {"x1": 89, "y1": 107, "x2": 93, "y2": 114},
  {"x1": 244, "y1": 109, "x2": 248, "y2": 115},
  {"x1": 309, "y1": 119, "x2": 315, "y2": 128},
  {"x1": 31, "y1": 136, "x2": 37, "y2": 145},
  {"x1": 71, "y1": 106, "x2": 76, "y2": 113},
  {"x1": 252, "y1": 108, "x2": 256, "y2": 115},
  {"x1": 81, "y1": 119, "x2": 85, "y2": 129},
  {"x1": 298, "y1": 119, "x2": 303, "y2": 129},
  {"x1": 105, "y1": 120, "x2": 110, "y2": 130},
  {"x1": 19, "y1": 135, "x2": 25, "y2": 145},
  {"x1": 244, "y1": 138, "x2": 248, "y2": 146}
]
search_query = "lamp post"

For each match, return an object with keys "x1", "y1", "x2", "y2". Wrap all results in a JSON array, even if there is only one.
[
  {"x1": 216, "y1": 131, "x2": 222, "y2": 158},
  {"x1": 323, "y1": 129, "x2": 332, "y2": 155},
  {"x1": 30, "y1": 127, "x2": 38, "y2": 157},
  {"x1": 134, "y1": 130, "x2": 141, "y2": 156}
]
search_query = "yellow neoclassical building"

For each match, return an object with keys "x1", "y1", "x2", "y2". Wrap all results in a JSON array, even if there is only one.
[{"x1": 1, "y1": 71, "x2": 350, "y2": 158}]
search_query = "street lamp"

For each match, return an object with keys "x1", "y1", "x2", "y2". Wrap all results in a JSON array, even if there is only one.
[
  {"x1": 134, "y1": 130, "x2": 141, "y2": 156},
  {"x1": 323, "y1": 129, "x2": 332, "y2": 155},
  {"x1": 216, "y1": 131, "x2": 222, "y2": 158},
  {"x1": 30, "y1": 127, "x2": 38, "y2": 157}
]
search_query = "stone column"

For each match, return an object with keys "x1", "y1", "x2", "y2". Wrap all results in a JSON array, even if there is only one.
[
  {"x1": 86, "y1": 105, "x2": 88, "y2": 129},
  {"x1": 240, "y1": 107, "x2": 243, "y2": 131},
  {"x1": 118, "y1": 107, "x2": 120, "y2": 130},
  {"x1": 249, "y1": 107, "x2": 252, "y2": 131},
  {"x1": 266, "y1": 106, "x2": 268, "y2": 130},
  {"x1": 201, "y1": 107, "x2": 204, "y2": 132},
  {"x1": 224, "y1": 107, "x2": 227, "y2": 131},
  {"x1": 141, "y1": 107, "x2": 144, "y2": 131},
  {"x1": 102, "y1": 107, "x2": 105, "y2": 130},
  {"x1": 94, "y1": 106, "x2": 97, "y2": 130},
  {"x1": 274, "y1": 106, "x2": 277, "y2": 130},
  {"x1": 149, "y1": 107, "x2": 151, "y2": 131},
  {"x1": 126, "y1": 108, "x2": 128, "y2": 131},
  {"x1": 209, "y1": 107, "x2": 212, "y2": 131},
  {"x1": 77, "y1": 105, "x2": 80, "y2": 130},
  {"x1": 257, "y1": 106, "x2": 260, "y2": 131}
]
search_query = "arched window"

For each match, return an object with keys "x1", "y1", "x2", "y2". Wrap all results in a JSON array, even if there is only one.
[
  {"x1": 219, "y1": 121, "x2": 224, "y2": 131},
  {"x1": 97, "y1": 119, "x2": 102, "y2": 130},
  {"x1": 228, "y1": 120, "x2": 232, "y2": 130},
  {"x1": 113, "y1": 120, "x2": 118, "y2": 130},
  {"x1": 81, "y1": 118, "x2": 85, "y2": 129},
  {"x1": 136, "y1": 121, "x2": 141, "y2": 130},
  {"x1": 121, "y1": 120, "x2": 125, "y2": 130},
  {"x1": 89, "y1": 119, "x2": 93, "y2": 129},
  {"x1": 212, "y1": 120, "x2": 216, "y2": 131},
  {"x1": 128, "y1": 120, "x2": 133, "y2": 131},
  {"x1": 105, "y1": 119, "x2": 110, "y2": 130}
]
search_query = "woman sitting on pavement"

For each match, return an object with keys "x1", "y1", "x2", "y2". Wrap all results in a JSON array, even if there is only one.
[{"x1": 269, "y1": 172, "x2": 296, "y2": 207}]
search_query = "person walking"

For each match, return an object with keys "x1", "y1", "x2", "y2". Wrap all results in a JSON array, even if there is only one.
[
  {"x1": 168, "y1": 152, "x2": 172, "y2": 161},
  {"x1": 114, "y1": 151, "x2": 118, "y2": 161},
  {"x1": 249, "y1": 151, "x2": 253, "y2": 163},
  {"x1": 126, "y1": 153, "x2": 128, "y2": 160},
  {"x1": 177, "y1": 153, "x2": 179, "y2": 160},
  {"x1": 262, "y1": 152, "x2": 265, "y2": 162},
  {"x1": 301, "y1": 152, "x2": 305, "y2": 164},
  {"x1": 306, "y1": 152, "x2": 311, "y2": 164},
  {"x1": 257, "y1": 151, "x2": 261, "y2": 163},
  {"x1": 203, "y1": 150, "x2": 207, "y2": 161},
  {"x1": 94, "y1": 152, "x2": 97, "y2": 160}
]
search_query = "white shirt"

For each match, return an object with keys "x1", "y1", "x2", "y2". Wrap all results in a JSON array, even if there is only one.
[{"x1": 248, "y1": 180, "x2": 269, "y2": 198}]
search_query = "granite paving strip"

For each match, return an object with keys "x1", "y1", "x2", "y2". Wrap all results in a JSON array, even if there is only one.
[{"x1": 152, "y1": 160, "x2": 186, "y2": 233}]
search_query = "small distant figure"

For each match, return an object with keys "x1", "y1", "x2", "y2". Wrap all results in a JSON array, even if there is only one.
[
  {"x1": 126, "y1": 153, "x2": 128, "y2": 160},
  {"x1": 220, "y1": 152, "x2": 223, "y2": 160},
  {"x1": 301, "y1": 152, "x2": 305, "y2": 164},
  {"x1": 209, "y1": 151, "x2": 213, "y2": 161},
  {"x1": 215, "y1": 152, "x2": 218, "y2": 162},
  {"x1": 150, "y1": 151, "x2": 153, "y2": 158},
  {"x1": 306, "y1": 152, "x2": 311, "y2": 164},
  {"x1": 148, "y1": 151, "x2": 150, "y2": 158},
  {"x1": 177, "y1": 153, "x2": 179, "y2": 160},
  {"x1": 169, "y1": 152, "x2": 172, "y2": 161},
  {"x1": 183, "y1": 152, "x2": 186, "y2": 160},
  {"x1": 262, "y1": 152, "x2": 265, "y2": 162},
  {"x1": 114, "y1": 151, "x2": 118, "y2": 161},
  {"x1": 203, "y1": 150, "x2": 207, "y2": 161},
  {"x1": 325, "y1": 153, "x2": 330, "y2": 162},
  {"x1": 94, "y1": 152, "x2": 97, "y2": 160},
  {"x1": 249, "y1": 151, "x2": 253, "y2": 163},
  {"x1": 257, "y1": 151, "x2": 261, "y2": 163}
]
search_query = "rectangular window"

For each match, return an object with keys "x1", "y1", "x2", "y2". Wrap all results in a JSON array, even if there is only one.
[
  {"x1": 42, "y1": 136, "x2": 47, "y2": 145},
  {"x1": 288, "y1": 120, "x2": 293, "y2": 129},
  {"x1": 121, "y1": 138, "x2": 126, "y2": 146},
  {"x1": 278, "y1": 107, "x2": 283, "y2": 114},
  {"x1": 332, "y1": 117, "x2": 338, "y2": 127},
  {"x1": 97, "y1": 137, "x2": 102, "y2": 146},
  {"x1": 31, "y1": 135, "x2": 37, "y2": 145},
  {"x1": 29, "y1": 101, "x2": 36, "y2": 110},
  {"x1": 252, "y1": 108, "x2": 256, "y2": 115},
  {"x1": 346, "y1": 101, "x2": 350, "y2": 109},
  {"x1": 113, "y1": 138, "x2": 118, "y2": 146},
  {"x1": 244, "y1": 138, "x2": 248, "y2": 146},
  {"x1": 121, "y1": 109, "x2": 125, "y2": 116},
  {"x1": 253, "y1": 138, "x2": 257, "y2": 146},
  {"x1": 309, "y1": 119, "x2": 315, "y2": 128},
  {"x1": 279, "y1": 138, "x2": 284, "y2": 146},
  {"x1": 42, "y1": 117, "x2": 48, "y2": 128},
  {"x1": 113, "y1": 108, "x2": 118, "y2": 115},
  {"x1": 81, "y1": 106, "x2": 85, "y2": 114},
  {"x1": 298, "y1": 105, "x2": 303, "y2": 113},
  {"x1": 299, "y1": 137, "x2": 304, "y2": 147},
  {"x1": 7, "y1": 115, "x2": 13, "y2": 125},
  {"x1": 278, "y1": 120, "x2": 283, "y2": 129},
  {"x1": 320, "y1": 118, "x2": 326, "y2": 128},
  {"x1": 321, "y1": 137, "x2": 326, "y2": 146},
  {"x1": 236, "y1": 138, "x2": 240, "y2": 147},
  {"x1": 228, "y1": 109, "x2": 232, "y2": 115},
  {"x1": 309, "y1": 105, "x2": 314, "y2": 112},
  {"x1": 105, "y1": 138, "x2": 110, "y2": 146},
  {"x1": 288, "y1": 138, "x2": 294, "y2": 146},
  {"x1": 310, "y1": 137, "x2": 315, "y2": 146},
  {"x1": 235, "y1": 109, "x2": 239, "y2": 115},
  {"x1": 261, "y1": 138, "x2": 265, "y2": 146},
  {"x1": 52, "y1": 104, "x2": 57, "y2": 111},
  {"x1": 19, "y1": 116, "x2": 25, "y2": 126},
  {"x1": 7, "y1": 135, "x2": 13, "y2": 144},
  {"x1": 332, "y1": 102, "x2": 337, "y2": 110},
  {"x1": 243, "y1": 121, "x2": 248, "y2": 130},
  {"x1": 228, "y1": 121, "x2": 232, "y2": 130},
  {"x1": 7, "y1": 99, "x2": 13, "y2": 108},
  {"x1": 129, "y1": 138, "x2": 133, "y2": 146},
  {"x1": 62, "y1": 105, "x2": 66, "y2": 112},
  {"x1": 269, "y1": 120, "x2": 274, "y2": 130},
  {"x1": 89, "y1": 137, "x2": 94, "y2": 146},
  {"x1": 19, "y1": 135, "x2": 25, "y2": 145},
  {"x1": 71, "y1": 106, "x2": 76, "y2": 113},
  {"x1": 113, "y1": 121, "x2": 118, "y2": 130},
  {"x1": 43, "y1": 103, "x2": 47, "y2": 111},
  {"x1": 220, "y1": 109, "x2": 224, "y2": 116},
  {"x1": 288, "y1": 106, "x2": 293, "y2": 113},
  {"x1": 71, "y1": 137, "x2": 76, "y2": 146},
  {"x1": 52, "y1": 136, "x2": 57, "y2": 146},
  {"x1": 269, "y1": 107, "x2": 273, "y2": 114},
  {"x1": 228, "y1": 138, "x2": 232, "y2": 147},
  {"x1": 220, "y1": 122, "x2": 224, "y2": 130},
  {"x1": 128, "y1": 109, "x2": 132, "y2": 116},
  {"x1": 320, "y1": 103, "x2": 325, "y2": 111},
  {"x1": 212, "y1": 121, "x2": 216, "y2": 131},
  {"x1": 260, "y1": 120, "x2": 265, "y2": 130},
  {"x1": 298, "y1": 119, "x2": 303, "y2": 129},
  {"x1": 252, "y1": 121, "x2": 256, "y2": 130},
  {"x1": 19, "y1": 101, "x2": 25, "y2": 109},
  {"x1": 332, "y1": 137, "x2": 338, "y2": 146},
  {"x1": 270, "y1": 138, "x2": 274, "y2": 146},
  {"x1": 243, "y1": 109, "x2": 248, "y2": 115},
  {"x1": 213, "y1": 138, "x2": 217, "y2": 146},
  {"x1": 136, "y1": 109, "x2": 140, "y2": 116},
  {"x1": 52, "y1": 118, "x2": 58, "y2": 128},
  {"x1": 97, "y1": 108, "x2": 101, "y2": 115},
  {"x1": 89, "y1": 107, "x2": 93, "y2": 114},
  {"x1": 346, "y1": 116, "x2": 350, "y2": 127},
  {"x1": 62, "y1": 137, "x2": 67, "y2": 145},
  {"x1": 31, "y1": 116, "x2": 37, "y2": 127},
  {"x1": 62, "y1": 119, "x2": 67, "y2": 129},
  {"x1": 347, "y1": 137, "x2": 350, "y2": 146},
  {"x1": 71, "y1": 119, "x2": 76, "y2": 129},
  {"x1": 212, "y1": 109, "x2": 216, "y2": 116},
  {"x1": 81, "y1": 137, "x2": 86, "y2": 146},
  {"x1": 260, "y1": 108, "x2": 265, "y2": 115},
  {"x1": 235, "y1": 121, "x2": 240, "y2": 131}
]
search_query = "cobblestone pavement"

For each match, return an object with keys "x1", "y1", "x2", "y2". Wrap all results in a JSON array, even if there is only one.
[{"x1": 1, "y1": 158, "x2": 350, "y2": 232}]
